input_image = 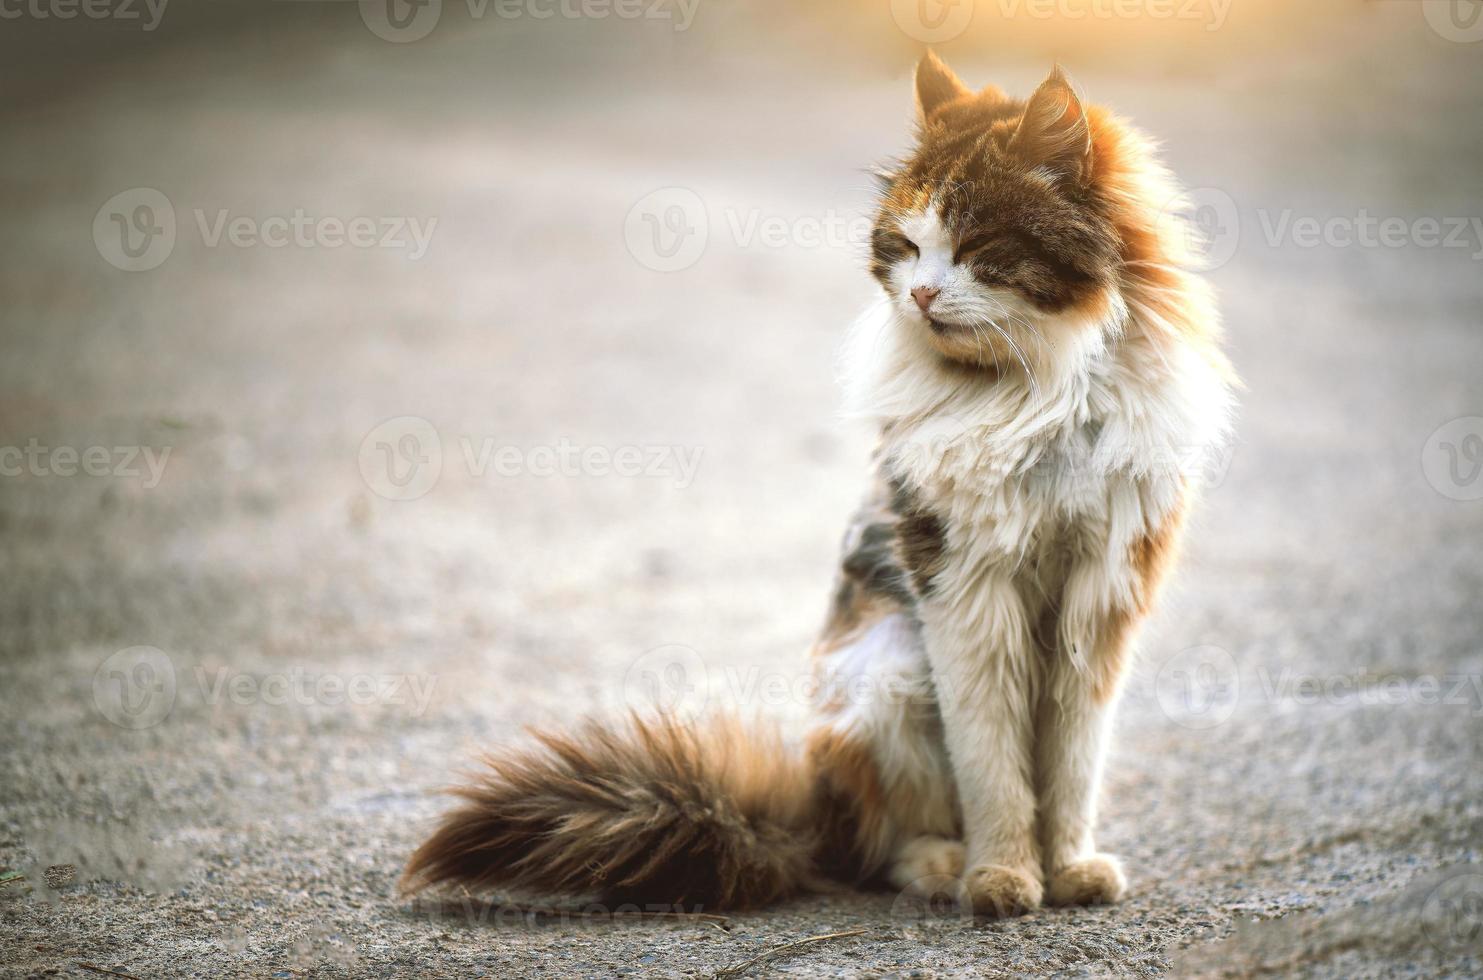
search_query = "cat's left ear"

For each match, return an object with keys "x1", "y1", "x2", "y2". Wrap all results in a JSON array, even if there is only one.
[
  {"x1": 1009, "y1": 66, "x2": 1093, "y2": 185},
  {"x1": 915, "y1": 51, "x2": 971, "y2": 123}
]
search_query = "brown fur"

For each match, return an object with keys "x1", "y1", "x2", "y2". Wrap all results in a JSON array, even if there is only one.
[
  {"x1": 806, "y1": 728, "x2": 891, "y2": 881},
  {"x1": 895, "y1": 510, "x2": 947, "y2": 597},
  {"x1": 401, "y1": 715, "x2": 819, "y2": 909}
]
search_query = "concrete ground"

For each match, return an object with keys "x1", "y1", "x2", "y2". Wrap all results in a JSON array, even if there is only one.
[{"x1": 2, "y1": 2, "x2": 1482, "y2": 976}]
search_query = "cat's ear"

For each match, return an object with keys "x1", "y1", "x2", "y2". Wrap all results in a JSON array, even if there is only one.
[
  {"x1": 915, "y1": 51, "x2": 971, "y2": 123},
  {"x1": 1009, "y1": 66, "x2": 1093, "y2": 185}
]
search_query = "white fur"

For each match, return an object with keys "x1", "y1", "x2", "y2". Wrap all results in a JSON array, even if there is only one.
[
  {"x1": 812, "y1": 613, "x2": 958, "y2": 864},
  {"x1": 834, "y1": 218, "x2": 1234, "y2": 900}
]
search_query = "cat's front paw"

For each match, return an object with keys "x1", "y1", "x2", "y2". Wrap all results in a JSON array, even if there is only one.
[
  {"x1": 964, "y1": 863, "x2": 1042, "y2": 918},
  {"x1": 888, "y1": 836, "x2": 967, "y2": 892},
  {"x1": 1046, "y1": 854, "x2": 1127, "y2": 907}
]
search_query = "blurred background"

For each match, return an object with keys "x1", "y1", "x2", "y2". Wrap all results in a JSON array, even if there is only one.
[{"x1": 2, "y1": 0, "x2": 1482, "y2": 976}]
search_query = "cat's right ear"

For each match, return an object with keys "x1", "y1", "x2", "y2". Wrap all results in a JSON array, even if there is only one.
[{"x1": 915, "y1": 51, "x2": 971, "y2": 123}]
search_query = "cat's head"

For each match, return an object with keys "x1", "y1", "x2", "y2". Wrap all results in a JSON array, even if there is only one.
[{"x1": 870, "y1": 53, "x2": 1127, "y2": 370}]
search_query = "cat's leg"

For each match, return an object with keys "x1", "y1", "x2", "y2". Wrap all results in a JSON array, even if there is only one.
[
  {"x1": 1036, "y1": 633, "x2": 1128, "y2": 907},
  {"x1": 1037, "y1": 490, "x2": 1188, "y2": 906},
  {"x1": 920, "y1": 566, "x2": 1044, "y2": 917}
]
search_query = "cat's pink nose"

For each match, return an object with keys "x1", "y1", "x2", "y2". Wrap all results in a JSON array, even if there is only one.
[{"x1": 911, "y1": 286, "x2": 940, "y2": 312}]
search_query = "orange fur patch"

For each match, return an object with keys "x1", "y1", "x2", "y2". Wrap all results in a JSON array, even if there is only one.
[{"x1": 1092, "y1": 487, "x2": 1190, "y2": 704}]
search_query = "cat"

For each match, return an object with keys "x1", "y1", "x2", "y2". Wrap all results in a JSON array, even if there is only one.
[{"x1": 401, "y1": 52, "x2": 1235, "y2": 918}]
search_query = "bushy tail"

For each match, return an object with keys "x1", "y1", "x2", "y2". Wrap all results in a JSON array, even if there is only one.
[{"x1": 400, "y1": 714, "x2": 823, "y2": 910}]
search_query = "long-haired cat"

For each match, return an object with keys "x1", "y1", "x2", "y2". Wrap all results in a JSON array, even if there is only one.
[{"x1": 402, "y1": 53, "x2": 1235, "y2": 918}]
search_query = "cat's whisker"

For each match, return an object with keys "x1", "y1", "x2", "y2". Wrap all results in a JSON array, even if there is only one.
[{"x1": 985, "y1": 321, "x2": 1040, "y2": 400}]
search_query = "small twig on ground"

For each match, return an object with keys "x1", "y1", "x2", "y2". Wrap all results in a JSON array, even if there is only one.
[
  {"x1": 0, "y1": 871, "x2": 25, "y2": 887},
  {"x1": 417, "y1": 893, "x2": 734, "y2": 932},
  {"x1": 76, "y1": 964, "x2": 142, "y2": 980},
  {"x1": 710, "y1": 928, "x2": 870, "y2": 979}
]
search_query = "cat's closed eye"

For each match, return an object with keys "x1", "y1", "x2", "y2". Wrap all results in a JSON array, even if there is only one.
[
  {"x1": 883, "y1": 230, "x2": 919, "y2": 257},
  {"x1": 953, "y1": 234, "x2": 995, "y2": 263}
]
